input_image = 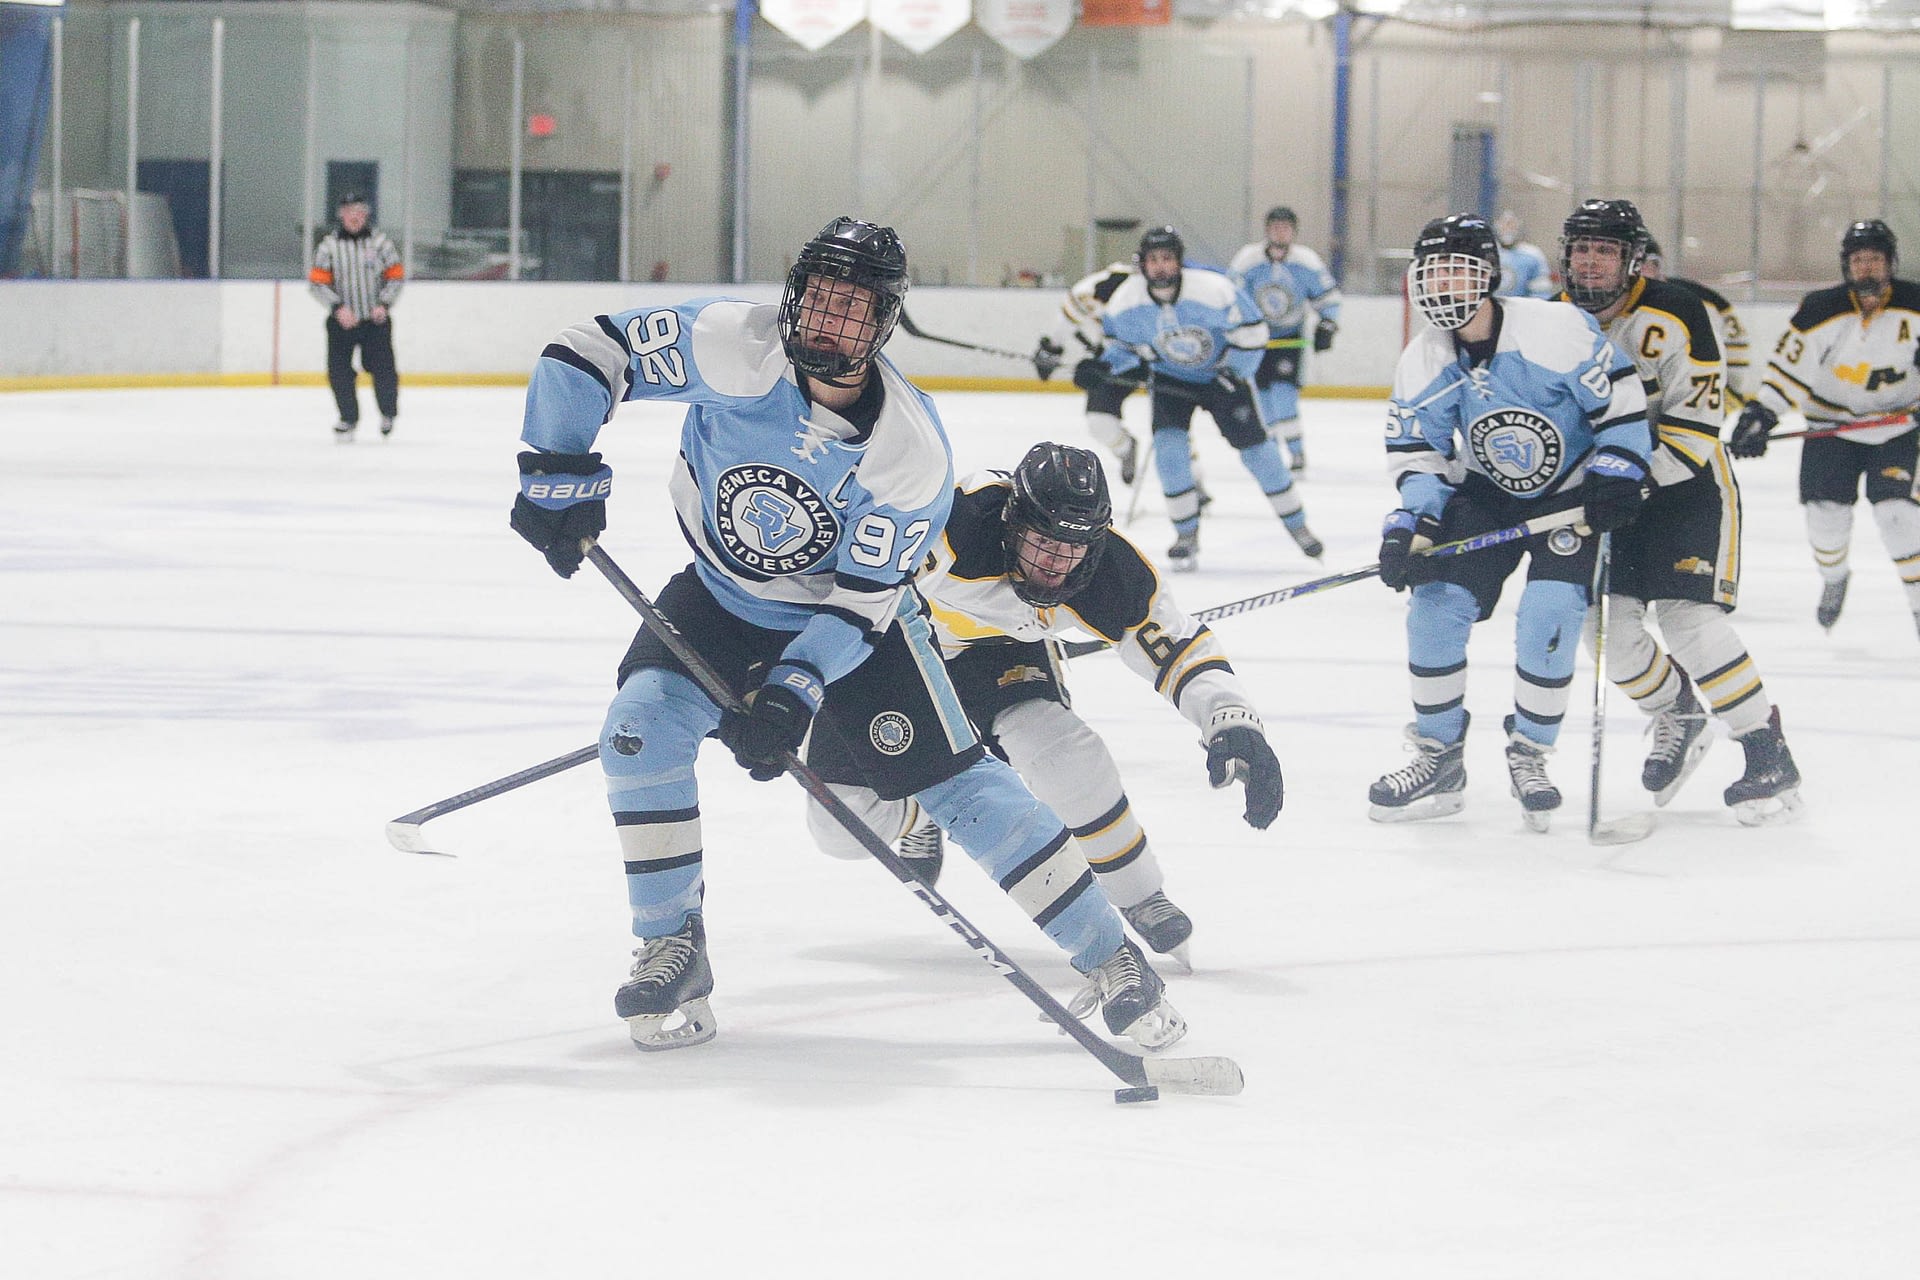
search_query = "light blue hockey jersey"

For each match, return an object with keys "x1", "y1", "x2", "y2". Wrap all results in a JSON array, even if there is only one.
[
  {"x1": 521, "y1": 298, "x2": 953, "y2": 685},
  {"x1": 1386, "y1": 297, "x2": 1651, "y2": 517},
  {"x1": 1098, "y1": 268, "x2": 1267, "y2": 386},
  {"x1": 1227, "y1": 242, "x2": 1343, "y2": 337},
  {"x1": 1496, "y1": 241, "x2": 1556, "y2": 299}
]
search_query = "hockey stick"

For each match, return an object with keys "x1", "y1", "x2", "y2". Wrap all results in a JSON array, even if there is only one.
[
  {"x1": 1060, "y1": 505, "x2": 1589, "y2": 660},
  {"x1": 895, "y1": 309, "x2": 1032, "y2": 363},
  {"x1": 1764, "y1": 410, "x2": 1912, "y2": 442},
  {"x1": 582, "y1": 540, "x2": 1243, "y2": 1102},
  {"x1": 387, "y1": 744, "x2": 600, "y2": 855},
  {"x1": 1587, "y1": 533, "x2": 1655, "y2": 846}
]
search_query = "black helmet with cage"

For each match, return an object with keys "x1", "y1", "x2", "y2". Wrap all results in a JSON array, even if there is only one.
[
  {"x1": 1559, "y1": 198, "x2": 1648, "y2": 312},
  {"x1": 1840, "y1": 219, "x2": 1897, "y2": 296},
  {"x1": 778, "y1": 216, "x2": 909, "y2": 387},
  {"x1": 1003, "y1": 442, "x2": 1113, "y2": 607},
  {"x1": 1408, "y1": 213, "x2": 1501, "y2": 332}
]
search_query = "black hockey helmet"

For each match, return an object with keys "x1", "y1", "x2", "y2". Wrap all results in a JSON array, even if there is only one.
[
  {"x1": 1559, "y1": 198, "x2": 1648, "y2": 312},
  {"x1": 1265, "y1": 206, "x2": 1298, "y2": 227},
  {"x1": 1138, "y1": 224, "x2": 1185, "y2": 263},
  {"x1": 1003, "y1": 442, "x2": 1112, "y2": 607},
  {"x1": 1840, "y1": 218, "x2": 1897, "y2": 287},
  {"x1": 779, "y1": 216, "x2": 909, "y2": 387},
  {"x1": 1409, "y1": 213, "x2": 1500, "y2": 331}
]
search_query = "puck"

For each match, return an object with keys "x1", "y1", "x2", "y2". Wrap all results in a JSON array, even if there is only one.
[{"x1": 1112, "y1": 1085, "x2": 1159, "y2": 1105}]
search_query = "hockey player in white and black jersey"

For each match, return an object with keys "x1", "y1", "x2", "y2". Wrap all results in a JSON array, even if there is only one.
[
  {"x1": 1731, "y1": 218, "x2": 1920, "y2": 643},
  {"x1": 1369, "y1": 212, "x2": 1650, "y2": 831},
  {"x1": 1641, "y1": 236, "x2": 1754, "y2": 408},
  {"x1": 1560, "y1": 199, "x2": 1802, "y2": 824},
  {"x1": 805, "y1": 443, "x2": 1284, "y2": 968},
  {"x1": 511, "y1": 217, "x2": 1187, "y2": 1055}
]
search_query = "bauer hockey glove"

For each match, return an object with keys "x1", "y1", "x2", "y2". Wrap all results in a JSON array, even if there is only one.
[
  {"x1": 1729, "y1": 402, "x2": 1778, "y2": 459},
  {"x1": 1313, "y1": 317, "x2": 1338, "y2": 353},
  {"x1": 1033, "y1": 337, "x2": 1064, "y2": 381},
  {"x1": 1377, "y1": 509, "x2": 1440, "y2": 591},
  {"x1": 717, "y1": 665, "x2": 824, "y2": 782},
  {"x1": 511, "y1": 450, "x2": 611, "y2": 578},
  {"x1": 1580, "y1": 446, "x2": 1650, "y2": 534},
  {"x1": 1204, "y1": 712, "x2": 1284, "y2": 830}
]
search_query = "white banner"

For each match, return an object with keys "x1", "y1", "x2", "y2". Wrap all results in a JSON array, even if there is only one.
[
  {"x1": 976, "y1": 0, "x2": 1072, "y2": 60},
  {"x1": 869, "y1": 0, "x2": 970, "y2": 55},
  {"x1": 760, "y1": 0, "x2": 866, "y2": 53}
]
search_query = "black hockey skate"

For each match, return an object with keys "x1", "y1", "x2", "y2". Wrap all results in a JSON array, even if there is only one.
[
  {"x1": 1072, "y1": 938, "x2": 1186, "y2": 1051},
  {"x1": 379, "y1": 415, "x2": 396, "y2": 437},
  {"x1": 332, "y1": 419, "x2": 356, "y2": 442},
  {"x1": 897, "y1": 818, "x2": 944, "y2": 889},
  {"x1": 1285, "y1": 518, "x2": 1325, "y2": 561},
  {"x1": 1367, "y1": 718, "x2": 1468, "y2": 823},
  {"x1": 1503, "y1": 715, "x2": 1561, "y2": 833},
  {"x1": 1122, "y1": 891, "x2": 1193, "y2": 971},
  {"x1": 1816, "y1": 573, "x2": 1849, "y2": 630},
  {"x1": 1168, "y1": 527, "x2": 1200, "y2": 573},
  {"x1": 1642, "y1": 674, "x2": 1711, "y2": 806},
  {"x1": 1114, "y1": 434, "x2": 1139, "y2": 486},
  {"x1": 615, "y1": 913, "x2": 716, "y2": 1051},
  {"x1": 1724, "y1": 707, "x2": 1804, "y2": 826}
]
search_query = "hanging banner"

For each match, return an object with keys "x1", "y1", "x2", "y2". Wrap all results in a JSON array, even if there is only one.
[
  {"x1": 869, "y1": 0, "x2": 970, "y2": 55},
  {"x1": 976, "y1": 0, "x2": 1071, "y2": 60},
  {"x1": 1079, "y1": 0, "x2": 1171, "y2": 26},
  {"x1": 760, "y1": 0, "x2": 865, "y2": 52}
]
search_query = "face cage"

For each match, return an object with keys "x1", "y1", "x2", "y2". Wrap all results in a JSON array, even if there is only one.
[
  {"x1": 779, "y1": 268, "x2": 902, "y2": 387},
  {"x1": 1561, "y1": 236, "x2": 1640, "y2": 311},
  {"x1": 1409, "y1": 253, "x2": 1495, "y2": 331},
  {"x1": 1005, "y1": 523, "x2": 1103, "y2": 607}
]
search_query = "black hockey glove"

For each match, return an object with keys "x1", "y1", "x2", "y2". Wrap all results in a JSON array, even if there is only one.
[
  {"x1": 1580, "y1": 446, "x2": 1650, "y2": 534},
  {"x1": 510, "y1": 450, "x2": 611, "y2": 578},
  {"x1": 1033, "y1": 337, "x2": 1065, "y2": 381},
  {"x1": 717, "y1": 666, "x2": 823, "y2": 782},
  {"x1": 1729, "y1": 402, "x2": 1778, "y2": 459},
  {"x1": 1204, "y1": 717, "x2": 1284, "y2": 830},
  {"x1": 1071, "y1": 358, "x2": 1107, "y2": 392},
  {"x1": 1313, "y1": 317, "x2": 1338, "y2": 353},
  {"x1": 1377, "y1": 508, "x2": 1440, "y2": 591}
]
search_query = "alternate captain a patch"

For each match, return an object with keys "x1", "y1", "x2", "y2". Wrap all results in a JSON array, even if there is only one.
[
  {"x1": 712, "y1": 463, "x2": 838, "y2": 575},
  {"x1": 1469, "y1": 408, "x2": 1565, "y2": 496}
]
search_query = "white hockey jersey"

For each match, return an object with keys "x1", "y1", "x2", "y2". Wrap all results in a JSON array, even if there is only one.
[{"x1": 1754, "y1": 280, "x2": 1920, "y2": 447}]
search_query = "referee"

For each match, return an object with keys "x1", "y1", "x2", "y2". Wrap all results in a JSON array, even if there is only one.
[{"x1": 309, "y1": 193, "x2": 405, "y2": 440}]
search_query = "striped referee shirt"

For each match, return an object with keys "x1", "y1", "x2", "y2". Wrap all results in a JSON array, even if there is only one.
[{"x1": 310, "y1": 225, "x2": 405, "y2": 317}]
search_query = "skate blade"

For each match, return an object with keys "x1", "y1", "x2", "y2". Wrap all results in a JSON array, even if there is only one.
[
  {"x1": 1116, "y1": 999, "x2": 1188, "y2": 1052},
  {"x1": 1367, "y1": 792, "x2": 1466, "y2": 824},
  {"x1": 1589, "y1": 813, "x2": 1655, "y2": 845},
  {"x1": 1651, "y1": 739, "x2": 1713, "y2": 808},
  {"x1": 1733, "y1": 788, "x2": 1806, "y2": 828},
  {"x1": 1169, "y1": 559, "x2": 1198, "y2": 574},
  {"x1": 1521, "y1": 810, "x2": 1553, "y2": 834},
  {"x1": 1162, "y1": 942, "x2": 1194, "y2": 976},
  {"x1": 627, "y1": 997, "x2": 717, "y2": 1052}
]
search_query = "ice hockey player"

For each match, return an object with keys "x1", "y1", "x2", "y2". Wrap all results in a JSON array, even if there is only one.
[
  {"x1": 1731, "y1": 217, "x2": 1920, "y2": 644},
  {"x1": 1640, "y1": 235, "x2": 1754, "y2": 408},
  {"x1": 1492, "y1": 210, "x2": 1556, "y2": 300},
  {"x1": 805, "y1": 442, "x2": 1285, "y2": 970},
  {"x1": 1033, "y1": 260, "x2": 1146, "y2": 484},
  {"x1": 1368, "y1": 212, "x2": 1649, "y2": 832},
  {"x1": 1229, "y1": 205, "x2": 1343, "y2": 473},
  {"x1": 1560, "y1": 198, "x2": 1802, "y2": 824},
  {"x1": 1100, "y1": 224, "x2": 1323, "y2": 573},
  {"x1": 510, "y1": 216, "x2": 1186, "y2": 1054}
]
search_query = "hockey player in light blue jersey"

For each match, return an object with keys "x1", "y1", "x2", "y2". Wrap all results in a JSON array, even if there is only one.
[
  {"x1": 510, "y1": 217, "x2": 1186, "y2": 1055},
  {"x1": 1229, "y1": 206, "x2": 1343, "y2": 472},
  {"x1": 1101, "y1": 224, "x2": 1324, "y2": 573},
  {"x1": 1494, "y1": 210, "x2": 1556, "y2": 300},
  {"x1": 1368, "y1": 213, "x2": 1651, "y2": 832}
]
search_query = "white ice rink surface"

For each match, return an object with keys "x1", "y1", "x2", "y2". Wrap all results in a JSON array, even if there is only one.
[{"x1": 4, "y1": 384, "x2": 1918, "y2": 1279}]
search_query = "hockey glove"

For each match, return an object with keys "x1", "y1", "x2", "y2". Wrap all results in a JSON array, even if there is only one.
[
  {"x1": 510, "y1": 451, "x2": 611, "y2": 578},
  {"x1": 1204, "y1": 716, "x2": 1284, "y2": 830},
  {"x1": 1729, "y1": 402, "x2": 1778, "y2": 459},
  {"x1": 1580, "y1": 446, "x2": 1650, "y2": 534},
  {"x1": 1071, "y1": 358, "x2": 1107, "y2": 392},
  {"x1": 717, "y1": 665, "x2": 823, "y2": 782},
  {"x1": 1377, "y1": 508, "x2": 1440, "y2": 591},
  {"x1": 1033, "y1": 337, "x2": 1065, "y2": 381},
  {"x1": 1313, "y1": 317, "x2": 1338, "y2": 353}
]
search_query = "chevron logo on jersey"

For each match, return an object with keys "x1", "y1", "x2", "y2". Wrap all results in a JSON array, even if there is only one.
[
  {"x1": 1468, "y1": 408, "x2": 1565, "y2": 495},
  {"x1": 1156, "y1": 325, "x2": 1219, "y2": 369},
  {"x1": 713, "y1": 463, "x2": 838, "y2": 575}
]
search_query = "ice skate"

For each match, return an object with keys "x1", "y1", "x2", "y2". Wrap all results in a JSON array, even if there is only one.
[
  {"x1": 1642, "y1": 674, "x2": 1710, "y2": 806},
  {"x1": 1072, "y1": 938, "x2": 1186, "y2": 1051},
  {"x1": 615, "y1": 913, "x2": 716, "y2": 1051},
  {"x1": 1816, "y1": 573, "x2": 1849, "y2": 630},
  {"x1": 1503, "y1": 716, "x2": 1561, "y2": 833},
  {"x1": 333, "y1": 419, "x2": 356, "y2": 442},
  {"x1": 379, "y1": 415, "x2": 396, "y2": 437},
  {"x1": 1288, "y1": 445, "x2": 1307, "y2": 475},
  {"x1": 1284, "y1": 517, "x2": 1325, "y2": 561},
  {"x1": 1113, "y1": 434, "x2": 1139, "y2": 486},
  {"x1": 896, "y1": 818, "x2": 944, "y2": 888},
  {"x1": 1724, "y1": 707, "x2": 1804, "y2": 826},
  {"x1": 1367, "y1": 720, "x2": 1467, "y2": 822},
  {"x1": 1122, "y1": 890, "x2": 1193, "y2": 972},
  {"x1": 1168, "y1": 527, "x2": 1199, "y2": 573}
]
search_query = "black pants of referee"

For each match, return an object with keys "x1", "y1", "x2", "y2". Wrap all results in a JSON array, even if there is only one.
[{"x1": 325, "y1": 316, "x2": 399, "y2": 425}]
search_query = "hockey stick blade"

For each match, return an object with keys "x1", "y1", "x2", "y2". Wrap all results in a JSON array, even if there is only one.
[
  {"x1": 1589, "y1": 812, "x2": 1655, "y2": 846},
  {"x1": 385, "y1": 820, "x2": 448, "y2": 856},
  {"x1": 1142, "y1": 1054, "x2": 1246, "y2": 1097}
]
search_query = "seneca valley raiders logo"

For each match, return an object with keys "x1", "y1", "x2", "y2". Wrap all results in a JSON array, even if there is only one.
[
  {"x1": 1156, "y1": 325, "x2": 1218, "y2": 369},
  {"x1": 1254, "y1": 281, "x2": 1304, "y2": 329},
  {"x1": 1468, "y1": 408, "x2": 1564, "y2": 496},
  {"x1": 712, "y1": 464, "x2": 837, "y2": 574},
  {"x1": 868, "y1": 711, "x2": 914, "y2": 755}
]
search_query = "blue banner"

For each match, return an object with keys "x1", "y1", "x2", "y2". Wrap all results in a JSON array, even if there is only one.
[{"x1": 0, "y1": 4, "x2": 55, "y2": 277}]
